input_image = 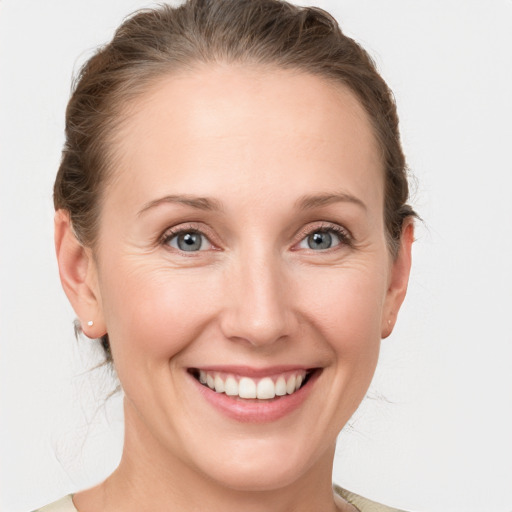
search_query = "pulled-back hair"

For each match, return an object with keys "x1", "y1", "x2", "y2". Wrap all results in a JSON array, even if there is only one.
[{"x1": 54, "y1": 0, "x2": 416, "y2": 364}]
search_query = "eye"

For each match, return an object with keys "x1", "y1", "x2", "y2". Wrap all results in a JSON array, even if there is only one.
[
  {"x1": 297, "y1": 226, "x2": 349, "y2": 251},
  {"x1": 164, "y1": 230, "x2": 213, "y2": 252}
]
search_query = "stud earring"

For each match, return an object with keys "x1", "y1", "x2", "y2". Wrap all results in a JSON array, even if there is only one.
[{"x1": 87, "y1": 320, "x2": 94, "y2": 327}]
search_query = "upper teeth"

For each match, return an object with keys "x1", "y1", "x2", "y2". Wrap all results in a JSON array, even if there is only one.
[{"x1": 198, "y1": 370, "x2": 306, "y2": 399}]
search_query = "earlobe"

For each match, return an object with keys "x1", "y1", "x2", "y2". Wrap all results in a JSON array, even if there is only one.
[
  {"x1": 54, "y1": 210, "x2": 106, "y2": 339},
  {"x1": 381, "y1": 219, "x2": 414, "y2": 339}
]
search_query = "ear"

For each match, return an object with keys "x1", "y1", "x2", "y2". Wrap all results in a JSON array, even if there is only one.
[
  {"x1": 381, "y1": 218, "x2": 414, "y2": 338},
  {"x1": 54, "y1": 209, "x2": 106, "y2": 339}
]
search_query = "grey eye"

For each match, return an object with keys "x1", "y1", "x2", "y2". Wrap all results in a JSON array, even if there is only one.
[
  {"x1": 168, "y1": 231, "x2": 207, "y2": 252},
  {"x1": 307, "y1": 232, "x2": 333, "y2": 250},
  {"x1": 298, "y1": 230, "x2": 343, "y2": 251}
]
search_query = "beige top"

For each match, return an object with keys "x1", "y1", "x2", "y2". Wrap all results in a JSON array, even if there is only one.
[
  {"x1": 32, "y1": 487, "x2": 409, "y2": 512},
  {"x1": 335, "y1": 485, "x2": 408, "y2": 512}
]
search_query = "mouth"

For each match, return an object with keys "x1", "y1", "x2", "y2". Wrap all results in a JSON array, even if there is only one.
[{"x1": 188, "y1": 367, "x2": 318, "y2": 401}]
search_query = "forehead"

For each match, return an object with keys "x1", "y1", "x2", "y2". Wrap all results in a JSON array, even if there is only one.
[{"x1": 105, "y1": 64, "x2": 383, "y2": 216}]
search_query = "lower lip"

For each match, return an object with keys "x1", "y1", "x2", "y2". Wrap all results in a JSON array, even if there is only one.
[{"x1": 189, "y1": 370, "x2": 320, "y2": 423}]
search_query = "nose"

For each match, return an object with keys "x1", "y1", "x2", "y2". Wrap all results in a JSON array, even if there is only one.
[{"x1": 219, "y1": 248, "x2": 297, "y2": 348}]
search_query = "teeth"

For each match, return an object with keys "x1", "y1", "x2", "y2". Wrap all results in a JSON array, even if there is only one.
[
  {"x1": 286, "y1": 375, "x2": 296, "y2": 395},
  {"x1": 224, "y1": 376, "x2": 238, "y2": 396},
  {"x1": 275, "y1": 376, "x2": 287, "y2": 396},
  {"x1": 196, "y1": 370, "x2": 308, "y2": 400},
  {"x1": 257, "y1": 377, "x2": 275, "y2": 399},
  {"x1": 214, "y1": 375, "x2": 225, "y2": 393},
  {"x1": 239, "y1": 377, "x2": 257, "y2": 398}
]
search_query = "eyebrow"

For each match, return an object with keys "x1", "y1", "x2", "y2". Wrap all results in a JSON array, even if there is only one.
[
  {"x1": 138, "y1": 194, "x2": 223, "y2": 216},
  {"x1": 295, "y1": 192, "x2": 367, "y2": 211},
  {"x1": 138, "y1": 190, "x2": 366, "y2": 217}
]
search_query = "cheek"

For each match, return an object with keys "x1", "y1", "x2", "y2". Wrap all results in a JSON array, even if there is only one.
[
  {"x1": 99, "y1": 260, "x2": 220, "y2": 362},
  {"x1": 298, "y1": 264, "x2": 388, "y2": 355},
  {"x1": 98, "y1": 253, "x2": 389, "y2": 369}
]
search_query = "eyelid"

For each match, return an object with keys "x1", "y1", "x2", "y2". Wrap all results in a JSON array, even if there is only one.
[
  {"x1": 159, "y1": 222, "x2": 218, "y2": 251},
  {"x1": 292, "y1": 221, "x2": 353, "y2": 250},
  {"x1": 158, "y1": 221, "x2": 352, "y2": 252}
]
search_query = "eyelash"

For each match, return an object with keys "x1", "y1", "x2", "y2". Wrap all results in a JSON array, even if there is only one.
[
  {"x1": 159, "y1": 222, "x2": 352, "y2": 253},
  {"x1": 295, "y1": 223, "x2": 352, "y2": 251},
  {"x1": 160, "y1": 224, "x2": 215, "y2": 252}
]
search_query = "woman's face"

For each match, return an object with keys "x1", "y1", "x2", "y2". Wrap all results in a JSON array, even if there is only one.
[{"x1": 81, "y1": 65, "x2": 411, "y2": 490}]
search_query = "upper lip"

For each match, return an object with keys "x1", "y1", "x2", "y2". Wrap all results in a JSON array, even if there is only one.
[{"x1": 189, "y1": 365, "x2": 316, "y2": 378}]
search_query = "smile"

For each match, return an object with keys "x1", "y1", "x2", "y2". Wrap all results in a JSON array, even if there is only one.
[
  {"x1": 187, "y1": 366, "x2": 320, "y2": 422},
  {"x1": 192, "y1": 369, "x2": 311, "y2": 400}
]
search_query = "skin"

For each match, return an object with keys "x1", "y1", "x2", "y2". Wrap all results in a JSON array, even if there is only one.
[{"x1": 55, "y1": 64, "x2": 413, "y2": 512}]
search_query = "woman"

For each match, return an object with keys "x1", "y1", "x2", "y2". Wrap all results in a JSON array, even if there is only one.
[{"x1": 35, "y1": 0, "x2": 415, "y2": 510}]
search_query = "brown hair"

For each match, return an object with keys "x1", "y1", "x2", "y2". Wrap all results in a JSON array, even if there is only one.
[{"x1": 54, "y1": 0, "x2": 416, "y2": 363}]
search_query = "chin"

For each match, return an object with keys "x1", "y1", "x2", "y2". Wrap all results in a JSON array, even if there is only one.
[
  {"x1": 202, "y1": 456, "x2": 311, "y2": 493},
  {"x1": 188, "y1": 432, "x2": 328, "y2": 493}
]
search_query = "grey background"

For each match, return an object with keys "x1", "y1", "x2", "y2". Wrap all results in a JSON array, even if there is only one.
[{"x1": 1, "y1": 1, "x2": 511, "y2": 511}]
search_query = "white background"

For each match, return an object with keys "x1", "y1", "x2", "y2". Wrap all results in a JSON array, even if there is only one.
[{"x1": 1, "y1": 1, "x2": 511, "y2": 511}]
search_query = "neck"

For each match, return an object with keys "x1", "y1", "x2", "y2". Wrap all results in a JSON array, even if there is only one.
[{"x1": 76, "y1": 398, "x2": 342, "y2": 512}]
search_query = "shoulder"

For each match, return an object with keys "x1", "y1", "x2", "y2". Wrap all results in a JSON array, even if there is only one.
[
  {"x1": 334, "y1": 485, "x2": 410, "y2": 512},
  {"x1": 31, "y1": 495, "x2": 78, "y2": 512}
]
